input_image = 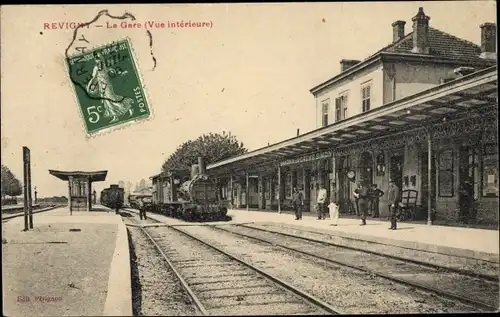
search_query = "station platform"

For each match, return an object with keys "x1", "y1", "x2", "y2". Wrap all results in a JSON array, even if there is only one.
[
  {"x1": 1, "y1": 206, "x2": 131, "y2": 316},
  {"x1": 136, "y1": 207, "x2": 499, "y2": 263},
  {"x1": 230, "y1": 209, "x2": 500, "y2": 263}
]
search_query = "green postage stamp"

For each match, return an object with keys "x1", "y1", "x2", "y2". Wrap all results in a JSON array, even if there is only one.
[{"x1": 66, "y1": 38, "x2": 151, "y2": 134}]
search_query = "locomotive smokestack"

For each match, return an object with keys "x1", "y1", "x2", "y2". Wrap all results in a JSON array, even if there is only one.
[
  {"x1": 198, "y1": 157, "x2": 206, "y2": 175},
  {"x1": 191, "y1": 164, "x2": 200, "y2": 179}
]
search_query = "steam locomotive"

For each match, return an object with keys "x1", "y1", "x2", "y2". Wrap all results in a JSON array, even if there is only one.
[
  {"x1": 151, "y1": 157, "x2": 228, "y2": 221},
  {"x1": 100, "y1": 184, "x2": 124, "y2": 211}
]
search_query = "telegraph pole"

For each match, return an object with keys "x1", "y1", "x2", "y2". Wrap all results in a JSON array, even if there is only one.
[
  {"x1": 22, "y1": 147, "x2": 32, "y2": 231},
  {"x1": 28, "y1": 156, "x2": 33, "y2": 229}
]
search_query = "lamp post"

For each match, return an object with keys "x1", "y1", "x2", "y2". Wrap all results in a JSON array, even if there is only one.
[
  {"x1": 34, "y1": 186, "x2": 38, "y2": 204},
  {"x1": 93, "y1": 190, "x2": 97, "y2": 205}
]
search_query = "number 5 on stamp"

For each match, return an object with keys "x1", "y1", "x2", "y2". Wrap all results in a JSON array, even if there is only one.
[{"x1": 66, "y1": 38, "x2": 151, "y2": 134}]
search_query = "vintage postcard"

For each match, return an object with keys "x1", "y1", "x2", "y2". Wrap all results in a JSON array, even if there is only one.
[{"x1": 1, "y1": 2, "x2": 498, "y2": 316}]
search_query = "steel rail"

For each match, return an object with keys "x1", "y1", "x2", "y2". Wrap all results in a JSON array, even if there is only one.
[
  {"x1": 1, "y1": 205, "x2": 63, "y2": 220},
  {"x1": 258, "y1": 222, "x2": 500, "y2": 265},
  {"x1": 240, "y1": 223, "x2": 499, "y2": 281},
  {"x1": 209, "y1": 224, "x2": 498, "y2": 312},
  {"x1": 167, "y1": 225, "x2": 343, "y2": 315},
  {"x1": 130, "y1": 217, "x2": 209, "y2": 316}
]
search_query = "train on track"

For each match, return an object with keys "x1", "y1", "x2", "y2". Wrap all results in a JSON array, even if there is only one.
[
  {"x1": 100, "y1": 184, "x2": 124, "y2": 211},
  {"x1": 150, "y1": 157, "x2": 229, "y2": 221},
  {"x1": 128, "y1": 190, "x2": 153, "y2": 209}
]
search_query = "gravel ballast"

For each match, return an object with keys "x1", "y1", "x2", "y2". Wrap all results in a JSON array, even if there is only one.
[
  {"x1": 252, "y1": 222, "x2": 499, "y2": 278},
  {"x1": 127, "y1": 226, "x2": 199, "y2": 316},
  {"x1": 178, "y1": 224, "x2": 483, "y2": 314}
]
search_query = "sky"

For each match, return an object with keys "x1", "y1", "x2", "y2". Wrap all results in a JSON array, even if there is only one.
[{"x1": 1, "y1": 2, "x2": 496, "y2": 197}]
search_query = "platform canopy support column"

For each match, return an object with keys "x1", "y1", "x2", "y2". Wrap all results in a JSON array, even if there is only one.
[
  {"x1": 332, "y1": 155, "x2": 337, "y2": 201},
  {"x1": 68, "y1": 176, "x2": 73, "y2": 215},
  {"x1": 87, "y1": 179, "x2": 92, "y2": 212},
  {"x1": 230, "y1": 174, "x2": 234, "y2": 207},
  {"x1": 277, "y1": 165, "x2": 281, "y2": 213},
  {"x1": 246, "y1": 171, "x2": 249, "y2": 211},
  {"x1": 427, "y1": 130, "x2": 433, "y2": 226}
]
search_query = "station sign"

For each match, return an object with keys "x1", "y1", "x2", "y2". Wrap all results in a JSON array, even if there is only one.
[{"x1": 280, "y1": 150, "x2": 333, "y2": 167}]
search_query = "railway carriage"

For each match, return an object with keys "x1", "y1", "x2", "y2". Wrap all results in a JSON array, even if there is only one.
[
  {"x1": 151, "y1": 157, "x2": 228, "y2": 221},
  {"x1": 100, "y1": 185, "x2": 124, "y2": 210}
]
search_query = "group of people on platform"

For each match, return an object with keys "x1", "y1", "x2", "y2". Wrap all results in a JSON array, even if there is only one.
[{"x1": 291, "y1": 179, "x2": 401, "y2": 230}]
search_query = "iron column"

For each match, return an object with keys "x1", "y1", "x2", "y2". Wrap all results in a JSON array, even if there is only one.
[{"x1": 427, "y1": 129, "x2": 433, "y2": 225}]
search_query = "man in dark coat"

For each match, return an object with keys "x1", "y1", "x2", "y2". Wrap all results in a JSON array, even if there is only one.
[
  {"x1": 292, "y1": 187, "x2": 304, "y2": 220},
  {"x1": 388, "y1": 179, "x2": 401, "y2": 230},
  {"x1": 355, "y1": 180, "x2": 370, "y2": 226},
  {"x1": 353, "y1": 182, "x2": 362, "y2": 216},
  {"x1": 369, "y1": 184, "x2": 384, "y2": 218},
  {"x1": 459, "y1": 180, "x2": 474, "y2": 223}
]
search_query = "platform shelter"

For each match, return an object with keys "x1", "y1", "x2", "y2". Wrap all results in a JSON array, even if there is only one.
[{"x1": 49, "y1": 170, "x2": 108, "y2": 212}]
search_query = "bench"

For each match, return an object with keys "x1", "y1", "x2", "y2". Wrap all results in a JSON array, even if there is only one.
[{"x1": 399, "y1": 189, "x2": 418, "y2": 221}]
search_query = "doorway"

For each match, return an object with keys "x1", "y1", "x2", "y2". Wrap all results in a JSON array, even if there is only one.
[
  {"x1": 420, "y1": 152, "x2": 436, "y2": 220},
  {"x1": 458, "y1": 146, "x2": 478, "y2": 222},
  {"x1": 338, "y1": 156, "x2": 352, "y2": 214},
  {"x1": 359, "y1": 152, "x2": 374, "y2": 185},
  {"x1": 261, "y1": 177, "x2": 267, "y2": 209},
  {"x1": 390, "y1": 154, "x2": 404, "y2": 189}
]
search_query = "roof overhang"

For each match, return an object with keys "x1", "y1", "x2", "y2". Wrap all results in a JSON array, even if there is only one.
[
  {"x1": 49, "y1": 170, "x2": 108, "y2": 182},
  {"x1": 208, "y1": 66, "x2": 497, "y2": 175}
]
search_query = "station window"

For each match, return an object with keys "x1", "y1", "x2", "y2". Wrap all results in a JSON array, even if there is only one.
[
  {"x1": 482, "y1": 143, "x2": 499, "y2": 197},
  {"x1": 285, "y1": 172, "x2": 293, "y2": 199},
  {"x1": 322, "y1": 100, "x2": 329, "y2": 127},
  {"x1": 438, "y1": 149, "x2": 454, "y2": 197},
  {"x1": 335, "y1": 98, "x2": 342, "y2": 122},
  {"x1": 361, "y1": 84, "x2": 371, "y2": 112},
  {"x1": 335, "y1": 93, "x2": 348, "y2": 122}
]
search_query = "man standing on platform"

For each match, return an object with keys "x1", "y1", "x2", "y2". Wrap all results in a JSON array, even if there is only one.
[
  {"x1": 388, "y1": 179, "x2": 401, "y2": 230},
  {"x1": 369, "y1": 184, "x2": 384, "y2": 218},
  {"x1": 317, "y1": 183, "x2": 327, "y2": 220},
  {"x1": 139, "y1": 198, "x2": 147, "y2": 220},
  {"x1": 357, "y1": 180, "x2": 370, "y2": 226},
  {"x1": 353, "y1": 182, "x2": 362, "y2": 216},
  {"x1": 292, "y1": 187, "x2": 304, "y2": 220}
]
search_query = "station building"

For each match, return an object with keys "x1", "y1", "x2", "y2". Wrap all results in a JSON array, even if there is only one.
[{"x1": 206, "y1": 8, "x2": 498, "y2": 226}]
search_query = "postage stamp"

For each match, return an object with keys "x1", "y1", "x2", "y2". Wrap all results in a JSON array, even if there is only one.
[{"x1": 66, "y1": 38, "x2": 151, "y2": 134}]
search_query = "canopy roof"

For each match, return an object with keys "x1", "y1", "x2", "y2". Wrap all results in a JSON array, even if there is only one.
[
  {"x1": 207, "y1": 66, "x2": 498, "y2": 175},
  {"x1": 49, "y1": 170, "x2": 108, "y2": 182}
]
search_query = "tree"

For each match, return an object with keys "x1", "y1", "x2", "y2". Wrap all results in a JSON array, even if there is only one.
[
  {"x1": 1, "y1": 165, "x2": 22, "y2": 199},
  {"x1": 162, "y1": 131, "x2": 247, "y2": 172},
  {"x1": 139, "y1": 179, "x2": 146, "y2": 191}
]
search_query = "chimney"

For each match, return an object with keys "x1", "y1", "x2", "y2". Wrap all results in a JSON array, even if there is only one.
[
  {"x1": 392, "y1": 20, "x2": 406, "y2": 43},
  {"x1": 198, "y1": 157, "x2": 206, "y2": 175},
  {"x1": 340, "y1": 59, "x2": 361, "y2": 72},
  {"x1": 480, "y1": 23, "x2": 496, "y2": 59},
  {"x1": 411, "y1": 7, "x2": 431, "y2": 54},
  {"x1": 296, "y1": 128, "x2": 300, "y2": 136}
]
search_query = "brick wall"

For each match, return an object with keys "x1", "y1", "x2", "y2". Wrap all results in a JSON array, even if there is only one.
[
  {"x1": 435, "y1": 198, "x2": 459, "y2": 221},
  {"x1": 475, "y1": 199, "x2": 499, "y2": 225}
]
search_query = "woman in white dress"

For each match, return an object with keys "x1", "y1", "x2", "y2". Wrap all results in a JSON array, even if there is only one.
[{"x1": 86, "y1": 51, "x2": 134, "y2": 123}]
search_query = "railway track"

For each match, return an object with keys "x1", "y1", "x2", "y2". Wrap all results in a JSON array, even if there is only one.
[
  {"x1": 209, "y1": 223, "x2": 499, "y2": 312},
  {"x1": 1, "y1": 205, "x2": 63, "y2": 221},
  {"x1": 126, "y1": 215, "x2": 342, "y2": 315}
]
